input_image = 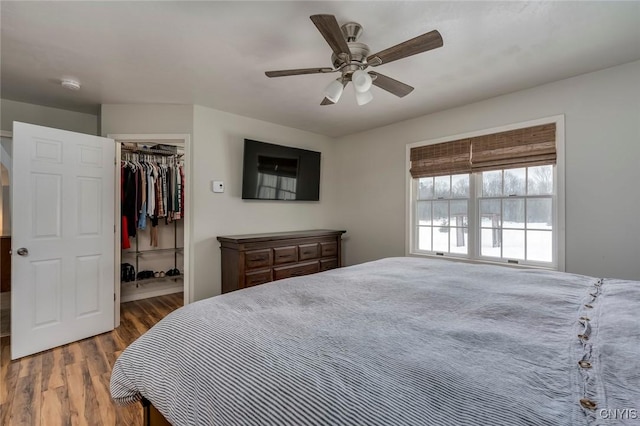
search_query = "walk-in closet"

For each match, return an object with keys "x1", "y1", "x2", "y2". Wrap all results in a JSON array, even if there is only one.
[{"x1": 119, "y1": 141, "x2": 186, "y2": 303}]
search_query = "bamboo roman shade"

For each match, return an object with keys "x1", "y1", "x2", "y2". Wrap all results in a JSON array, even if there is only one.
[
  {"x1": 470, "y1": 123, "x2": 556, "y2": 172},
  {"x1": 409, "y1": 139, "x2": 471, "y2": 178},
  {"x1": 409, "y1": 123, "x2": 556, "y2": 178}
]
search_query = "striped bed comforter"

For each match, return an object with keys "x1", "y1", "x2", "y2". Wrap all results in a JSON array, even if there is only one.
[{"x1": 110, "y1": 257, "x2": 640, "y2": 425}]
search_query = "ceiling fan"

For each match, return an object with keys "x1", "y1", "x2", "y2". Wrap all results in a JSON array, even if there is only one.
[{"x1": 265, "y1": 14, "x2": 443, "y2": 106}]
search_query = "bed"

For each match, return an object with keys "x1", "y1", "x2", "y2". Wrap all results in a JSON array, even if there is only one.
[{"x1": 110, "y1": 257, "x2": 640, "y2": 425}]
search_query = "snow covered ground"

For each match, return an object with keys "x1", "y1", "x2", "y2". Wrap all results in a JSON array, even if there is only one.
[{"x1": 417, "y1": 220, "x2": 552, "y2": 262}]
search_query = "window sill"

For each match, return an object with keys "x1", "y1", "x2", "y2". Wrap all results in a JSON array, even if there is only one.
[{"x1": 407, "y1": 251, "x2": 558, "y2": 271}]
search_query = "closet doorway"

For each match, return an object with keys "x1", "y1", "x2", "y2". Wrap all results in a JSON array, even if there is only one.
[
  {"x1": 1, "y1": 130, "x2": 12, "y2": 339},
  {"x1": 111, "y1": 134, "x2": 192, "y2": 326}
]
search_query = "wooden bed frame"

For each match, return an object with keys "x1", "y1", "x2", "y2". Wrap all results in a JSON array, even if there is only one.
[{"x1": 141, "y1": 398, "x2": 171, "y2": 426}]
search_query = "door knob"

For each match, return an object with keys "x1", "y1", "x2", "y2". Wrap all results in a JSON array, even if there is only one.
[{"x1": 17, "y1": 247, "x2": 29, "y2": 256}]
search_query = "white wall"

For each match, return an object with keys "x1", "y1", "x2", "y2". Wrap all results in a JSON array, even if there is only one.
[
  {"x1": 101, "y1": 104, "x2": 338, "y2": 301},
  {"x1": 1, "y1": 98, "x2": 98, "y2": 135},
  {"x1": 192, "y1": 105, "x2": 338, "y2": 300},
  {"x1": 101, "y1": 104, "x2": 194, "y2": 136},
  {"x1": 334, "y1": 60, "x2": 640, "y2": 281}
]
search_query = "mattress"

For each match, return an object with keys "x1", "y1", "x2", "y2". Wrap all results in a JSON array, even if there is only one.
[{"x1": 111, "y1": 257, "x2": 640, "y2": 425}]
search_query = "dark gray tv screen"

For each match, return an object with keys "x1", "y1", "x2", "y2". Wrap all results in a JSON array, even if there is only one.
[{"x1": 242, "y1": 139, "x2": 321, "y2": 201}]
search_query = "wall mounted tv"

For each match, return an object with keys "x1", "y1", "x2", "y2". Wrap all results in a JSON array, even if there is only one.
[{"x1": 242, "y1": 139, "x2": 321, "y2": 201}]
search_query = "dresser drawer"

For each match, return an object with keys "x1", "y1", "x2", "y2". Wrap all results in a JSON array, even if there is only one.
[
  {"x1": 273, "y1": 261, "x2": 320, "y2": 280},
  {"x1": 320, "y1": 241, "x2": 337, "y2": 257},
  {"x1": 298, "y1": 243, "x2": 319, "y2": 261},
  {"x1": 319, "y1": 258, "x2": 338, "y2": 272},
  {"x1": 273, "y1": 246, "x2": 297, "y2": 265},
  {"x1": 245, "y1": 249, "x2": 272, "y2": 269},
  {"x1": 245, "y1": 269, "x2": 272, "y2": 287}
]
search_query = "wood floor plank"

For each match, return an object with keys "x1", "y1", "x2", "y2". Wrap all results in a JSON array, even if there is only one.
[
  {"x1": 0, "y1": 351, "x2": 21, "y2": 425},
  {"x1": 0, "y1": 292, "x2": 183, "y2": 426},
  {"x1": 121, "y1": 310, "x2": 148, "y2": 336},
  {"x1": 41, "y1": 346, "x2": 66, "y2": 391},
  {"x1": 94, "y1": 334, "x2": 119, "y2": 370},
  {"x1": 79, "y1": 338, "x2": 110, "y2": 378},
  {"x1": 64, "y1": 360, "x2": 90, "y2": 426},
  {"x1": 62, "y1": 342, "x2": 85, "y2": 366},
  {"x1": 114, "y1": 399, "x2": 142, "y2": 426},
  {"x1": 10, "y1": 372, "x2": 42, "y2": 426},
  {"x1": 139, "y1": 297, "x2": 166, "y2": 317},
  {"x1": 0, "y1": 336, "x2": 19, "y2": 405},
  {"x1": 18, "y1": 351, "x2": 43, "y2": 378},
  {"x1": 90, "y1": 372, "x2": 117, "y2": 425},
  {"x1": 125, "y1": 302, "x2": 157, "y2": 330},
  {"x1": 0, "y1": 403, "x2": 10, "y2": 425},
  {"x1": 41, "y1": 386, "x2": 70, "y2": 426},
  {"x1": 110, "y1": 317, "x2": 137, "y2": 349},
  {"x1": 139, "y1": 297, "x2": 172, "y2": 320}
]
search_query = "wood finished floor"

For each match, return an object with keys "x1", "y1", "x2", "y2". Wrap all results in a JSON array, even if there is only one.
[{"x1": 0, "y1": 292, "x2": 183, "y2": 426}]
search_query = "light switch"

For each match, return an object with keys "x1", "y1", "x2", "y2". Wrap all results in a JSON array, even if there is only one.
[{"x1": 212, "y1": 180, "x2": 224, "y2": 193}]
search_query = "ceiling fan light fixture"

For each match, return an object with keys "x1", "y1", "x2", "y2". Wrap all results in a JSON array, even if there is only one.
[
  {"x1": 352, "y1": 70, "x2": 372, "y2": 93},
  {"x1": 355, "y1": 89, "x2": 373, "y2": 106},
  {"x1": 324, "y1": 78, "x2": 344, "y2": 103}
]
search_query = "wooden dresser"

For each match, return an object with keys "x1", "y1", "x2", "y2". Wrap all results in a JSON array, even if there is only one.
[{"x1": 217, "y1": 229, "x2": 346, "y2": 294}]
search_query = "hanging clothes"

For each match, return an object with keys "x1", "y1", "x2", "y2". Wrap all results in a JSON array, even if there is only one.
[
  {"x1": 122, "y1": 163, "x2": 138, "y2": 238},
  {"x1": 120, "y1": 149, "x2": 185, "y2": 248}
]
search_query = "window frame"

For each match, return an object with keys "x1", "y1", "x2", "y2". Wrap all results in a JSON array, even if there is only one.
[
  {"x1": 414, "y1": 174, "x2": 472, "y2": 257},
  {"x1": 406, "y1": 115, "x2": 565, "y2": 271},
  {"x1": 474, "y1": 167, "x2": 557, "y2": 268}
]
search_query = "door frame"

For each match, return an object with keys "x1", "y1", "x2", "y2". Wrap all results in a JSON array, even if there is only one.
[
  {"x1": 0, "y1": 130, "x2": 12, "y2": 315},
  {"x1": 109, "y1": 133, "x2": 193, "y2": 326}
]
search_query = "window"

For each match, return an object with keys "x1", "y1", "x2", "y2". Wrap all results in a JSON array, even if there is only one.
[
  {"x1": 408, "y1": 119, "x2": 563, "y2": 269},
  {"x1": 478, "y1": 165, "x2": 553, "y2": 263},
  {"x1": 416, "y1": 174, "x2": 469, "y2": 255}
]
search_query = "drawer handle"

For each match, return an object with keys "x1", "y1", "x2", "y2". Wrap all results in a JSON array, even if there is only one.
[{"x1": 252, "y1": 255, "x2": 267, "y2": 261}]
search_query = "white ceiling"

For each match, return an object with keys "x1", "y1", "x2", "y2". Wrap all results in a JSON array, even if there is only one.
[{"x1": 2, "y1": 1, "x2": 639, "y2": 137}]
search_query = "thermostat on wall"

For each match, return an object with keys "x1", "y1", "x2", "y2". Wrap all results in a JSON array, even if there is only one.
[{"x1": 212, "y1": 180, "x2": 224, "y2": 193}]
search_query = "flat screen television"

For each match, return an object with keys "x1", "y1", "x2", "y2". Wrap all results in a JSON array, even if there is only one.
[{"x1": 242, "y1": 139, "x2": 321, "y2": 201}]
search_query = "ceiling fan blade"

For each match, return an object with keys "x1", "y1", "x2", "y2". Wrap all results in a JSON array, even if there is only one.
[
  {"x1": 265, "y1": 67, "x2": 333, "y2": 78},
  {"x1": 367, "y1": 30, "x2": 443, "y2": 66},
  {"x1": 369, "y1": 72, "x2": 414, "y2": 97},
  {"x1": 310, "y1": 14, "x2": 351, "y2": 59}
]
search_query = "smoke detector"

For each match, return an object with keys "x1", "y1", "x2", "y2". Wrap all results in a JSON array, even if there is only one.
[{"x1": 60, "y1": 78, "x2": 81, "y2": 91}]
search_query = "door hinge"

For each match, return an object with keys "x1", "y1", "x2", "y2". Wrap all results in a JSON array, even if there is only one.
[{"x1": 114, "y1": 293, "x2": 116, "y2": 301}]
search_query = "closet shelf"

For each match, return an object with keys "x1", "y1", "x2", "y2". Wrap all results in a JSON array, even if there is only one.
[
  {"x1": 129, "y1": 274, "x2": 183, "y2": 286},
  {"x1": 122, "y1": 145, "x2": 182, "y2": 157},
  {"x1": 141, "y1": 273, "x2": 183, "y2": 282},
  {"x1": 123, "y1": 247, "x2": 184, "y2": 256}
]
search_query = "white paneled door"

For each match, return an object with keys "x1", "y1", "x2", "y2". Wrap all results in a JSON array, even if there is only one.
[{"x1": 11, "y1": 122, "x2": 115, "y2": 359}]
